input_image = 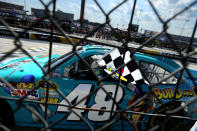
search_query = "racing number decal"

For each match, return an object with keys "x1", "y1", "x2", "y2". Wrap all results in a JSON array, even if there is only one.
[
  {"x1": 88, "y1": 85, "x2": 123, "y2": 121},
  {"x1": 57, "y1": 84, "x2": 124, "y2": 121},
  {"x1": 57, "y1": 84, "x2": 93, "y2": 120}
]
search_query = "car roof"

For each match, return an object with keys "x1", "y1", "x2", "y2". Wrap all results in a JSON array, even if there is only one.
[
  {"x1": 82, "y1": 45, "x2": 111, "y2": 51},
  {"x1": 82, "y1": 45, "x2": 180, "y2": 71}
]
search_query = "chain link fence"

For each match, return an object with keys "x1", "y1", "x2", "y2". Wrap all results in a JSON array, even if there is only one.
[{"x1": 0, "y1": 0, "x2": 197, "y2": 130}]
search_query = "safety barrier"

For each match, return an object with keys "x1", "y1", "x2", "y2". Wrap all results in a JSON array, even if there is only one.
[{"x1": 0, "y1": 27, "x2": 79, "y2": 44}]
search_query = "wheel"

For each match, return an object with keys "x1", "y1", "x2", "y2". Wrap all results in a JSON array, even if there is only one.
[
  {"x1": 0, "y1": 99, "x2": 14, "y2": 130},
  {"x1": 147, "y1": 101, "x2": 187, "y2": 131}
]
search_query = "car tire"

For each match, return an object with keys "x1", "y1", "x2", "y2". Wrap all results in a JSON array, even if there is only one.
[
  {"x1": 0, "y1": 99, "x2": 14, "y2": 130},
  {"x1": 147, "y1": 101, "x2": 187, "y2": 131}
]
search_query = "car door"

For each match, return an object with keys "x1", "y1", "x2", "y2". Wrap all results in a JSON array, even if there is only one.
[{"x1": 44, "y1": 52, "x2": 125, "y2": 129}]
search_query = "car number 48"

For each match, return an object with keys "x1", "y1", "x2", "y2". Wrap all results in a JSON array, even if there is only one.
[{"x1": 57, "y1": 84, "x2": 124, "y2": 121}]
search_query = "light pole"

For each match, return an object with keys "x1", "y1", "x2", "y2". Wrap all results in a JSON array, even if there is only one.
[
  {"x1": 24, "y1": 0, "x2": 26, "y2": 12},
  {"x1": 23, "y1": 0, "x2": 27, "y2": 26},
  {"x1": 137, "y1": 9, "x2": 143, "y2": 25},
  {"x1": 122, "y1": 25, "x2": 124, "y2": 30},
  {"x1": 180, "y1": 18, "x2": 189, "y2": 36},
  {"x1": 80, "y1": 0, "x2": 85, "y2": 29}
]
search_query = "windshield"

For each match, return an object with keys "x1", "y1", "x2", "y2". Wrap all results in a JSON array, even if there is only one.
[{"x1": 44, "y1": 48, "x2": 84, "y2": 70}]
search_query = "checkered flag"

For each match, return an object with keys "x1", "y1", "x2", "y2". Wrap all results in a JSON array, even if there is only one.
[{"x1": 98, "y1": 47, "x2": 147, "y2": 87}]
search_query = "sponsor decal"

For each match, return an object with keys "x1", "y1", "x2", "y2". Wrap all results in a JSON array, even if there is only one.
[
  {"x1": 0, "y1": 75, "x2": 35, "y2": 88},
  {"x1": 0, "y1": 29, "x2": 28, "y2": 38},
  {"x1": 10, "y1": 89, "x2": 39, "y2": 100},
  {"x1": 40, "y1": 98, "x2": 59, "y2": 103},
  {"x1": 11, "y1": 89, "x2": 27, "y2": 96},
  {"x1": 10, "y1": 89, "x2": 23, "y2": 96},
  {"x1": 40, "y1": 91, "x2": 59, "y2": 103},
  {"x1": 10, "y1": 89, "x2": 39, "y2": 99},
  {"x1": 16, "y1": 83, "x2": 34, "y2": 90},
  {"x1": 20, "y1": 60, "x2": 31, "y2": 63},
  {"x1": 50, "y1": 72, "x2": 62, "y2": 78},
  {"x1": 105, "y1": 67, "x2": 127, "y2": 82},
  {"x1": 41, "y1": 91, "x2": 59, "y2": 98},
  {"x1": 28, "y1": 90, "x2": 39, "y2": 100},
  {"x1": 59, "y1": 37, "x2": 78, "y2": 44},
  {"x1": 17, "y1": 74, "x2": 35, "y2": 90},
  {"x1": 0, "y1": 30, "x2": 12, "y2": 35},
  {"x1": 37, "y1": 80, "x2": 58, "y2": 91},
  {"x1": 37, "y1": 55, "x2": 48, "y2": 58},
  {"x1": 55, "y1": 68, "x2": 62, "y2": 72},
  {"x1": 3, "y1": 87, "x2": 11, "y2": 95},
  {"x1": 2, "y1": 81, "x2": 35, "y2": 94},
  {"x1": 0, "y1": 80, "x2": 8, "y2": 87},
  {"x1": 1, "y1": 75, "x2": 35, "y2": 95},
  {"x1": 0, "y1": 80, "x2": 16, "y2": 94},
  {"x1": 0, "y1": 62, "x2": 20, "y2": 70},
  {"x1": 154, "y1": 87, "x2": 195, "y2": 101},
  {"x1": 8, "y1": 62, "x2": 20, "y2": 67}
]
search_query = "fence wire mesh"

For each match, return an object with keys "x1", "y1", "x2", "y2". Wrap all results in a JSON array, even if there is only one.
[{"x1": 0, "y1": 0, "x2": 197, "y2": 131}]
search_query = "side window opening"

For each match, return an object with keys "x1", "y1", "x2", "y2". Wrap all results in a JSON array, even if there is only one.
[
  {"x1": 63, "y1": 54, "x2": 128, "y2": 82},
  {"x1": 139, "y1": 61, "x2": 178, "y2": 84},
  {"x1": 63, "y1": 55, "x2": 104, "y2": 80}
]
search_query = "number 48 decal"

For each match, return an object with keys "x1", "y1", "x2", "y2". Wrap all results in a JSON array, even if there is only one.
[{"x1": 57, "y1": 84, "x2": 123, "y2": 121}]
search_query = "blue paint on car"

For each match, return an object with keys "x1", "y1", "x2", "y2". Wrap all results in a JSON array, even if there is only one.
[{"x1": 0, "y1": 45, "x2": 196, "y2": 130}]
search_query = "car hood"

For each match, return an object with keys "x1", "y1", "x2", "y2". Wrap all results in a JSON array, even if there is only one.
[
  {"x1": 185, "y1": 69, "x2": 197, "y2": 79},
  {"x1": 0, "y1": 54, "x2": 60, "y2": 80},
  {"x1": 183, "y1": 69, "x2": 197, "y2": 87}
]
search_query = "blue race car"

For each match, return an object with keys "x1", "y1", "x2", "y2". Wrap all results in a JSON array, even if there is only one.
[{"x1": 0, "y1": 45, "x2": 196, "y2": 131}]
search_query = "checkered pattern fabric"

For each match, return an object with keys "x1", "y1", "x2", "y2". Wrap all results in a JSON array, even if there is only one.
[{"x1": 98, "y1": 47, "x2": 146, "y2": 86}]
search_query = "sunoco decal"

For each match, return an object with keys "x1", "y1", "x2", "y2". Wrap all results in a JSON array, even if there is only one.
[{"x1": 37, "y1": 80, "x2": 58, "y2": 91}]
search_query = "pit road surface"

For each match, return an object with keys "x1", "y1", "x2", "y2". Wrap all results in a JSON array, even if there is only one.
[{"x1": 0, "y1": 36, "x2": 72, "y2": 62}]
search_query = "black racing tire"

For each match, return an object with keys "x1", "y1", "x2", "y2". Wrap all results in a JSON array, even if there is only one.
[
  {"x1": 147, "y1": 101, "x2": 187, "y2": 131},
  {"x1": 0, "y1": 99, "x2": 15, "y2": 131}
]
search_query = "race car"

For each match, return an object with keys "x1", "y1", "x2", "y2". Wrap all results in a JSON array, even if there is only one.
[{"x1": 0, "y1": 45, "x2": 196, "y2": 131}]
